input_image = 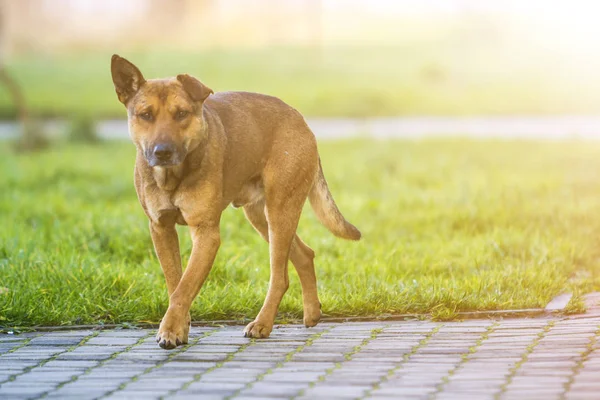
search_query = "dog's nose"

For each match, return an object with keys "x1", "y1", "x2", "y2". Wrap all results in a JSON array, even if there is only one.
[{"x1": 153, "y1": 144, "x2": 174, "y2": 161}]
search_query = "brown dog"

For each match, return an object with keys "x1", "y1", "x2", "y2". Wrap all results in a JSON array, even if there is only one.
[{"x1": 110, "y1": 54, "x2": 361, "y2": 349}]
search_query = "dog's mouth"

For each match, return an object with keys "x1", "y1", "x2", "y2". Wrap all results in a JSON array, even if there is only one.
[
  {"x1": 148, "y1": 158, "x2": 183, "y2": 167},
  {"x1": 147, "y1": 154, "x2": 186, "y2": 168}
]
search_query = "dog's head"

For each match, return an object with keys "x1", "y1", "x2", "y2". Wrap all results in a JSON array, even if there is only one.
[{"x1": 110, "y1": 54, "x2": 213, "y2": 167}]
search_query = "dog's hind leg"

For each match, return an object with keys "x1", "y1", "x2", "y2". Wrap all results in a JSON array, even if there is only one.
[
  {"x1": 243, "y1": 200, "x2": 297, "y2": 338},
  {"x1": 243, "y1": 201, "x2": 321, "y2": 329},
  {"x1": 242, "y1": 122, "x2": 319, "y2": 338},
  {"x1": 290, "y1": 236, "x2": 321, "y2": 327},
  {"x1": 242, "y1": 173, "x2": 312, "y2": 337}
]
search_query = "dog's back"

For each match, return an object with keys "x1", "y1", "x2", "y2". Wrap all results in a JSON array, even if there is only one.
[
  {"x1": 206, "y1": 91, "x2": 360, "y2": 241},
  {"x1": 206, "y1": 91, "x2": 309, "y2": 141},
  {"x1": 204, "y1": 91, "x2": 317, "y2": 202}
]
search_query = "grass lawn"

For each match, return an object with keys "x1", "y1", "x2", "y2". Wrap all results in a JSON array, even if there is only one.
[
  {"x1": 2, "y1": 138, "x2": 600, "y2": 328},
  {"x1": 1, "y1": 46, "x2": 600, "y2": 119}
]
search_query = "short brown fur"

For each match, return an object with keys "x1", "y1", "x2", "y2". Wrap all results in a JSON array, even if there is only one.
[{"x1": 110, "y1": 55, "x2": 360, "y2": 349}]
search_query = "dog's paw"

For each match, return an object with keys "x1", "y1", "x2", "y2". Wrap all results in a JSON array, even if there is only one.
[
  {"x1": 303, "y1": 301, "x2": 322, "y2": 328},
  {"x1": 304, "y1": 309, "x2": 322, "y2": 328},
  {"x1": 156, "y1": 309, "x2": 190, "y2": 350},
  {"x1": 243, "y1": 320, "x2": 272, "y2": 338}
]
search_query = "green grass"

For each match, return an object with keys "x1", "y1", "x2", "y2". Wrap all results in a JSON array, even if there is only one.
[
  {"x1": 2, "y1": 138, "x2": 600, "y2": 327},
  {"x1": 1, "y1": 45, "x2": 600, "y2": 119}
]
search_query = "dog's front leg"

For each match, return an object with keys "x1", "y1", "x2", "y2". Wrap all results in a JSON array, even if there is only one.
[
  {"x1": 156, "y1": 222, "x2": 221, "y2": 349},
  {"x1": 150, "y1": 221, "x2": 192, "y2": 347},
  {"x1": 150, "y1": 221, "x2": 183, "y2": 296}
]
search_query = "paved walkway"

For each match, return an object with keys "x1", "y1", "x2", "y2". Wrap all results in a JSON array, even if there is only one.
[{"x1": 1, "y1": 313, "x2": 599, "y2": 400}]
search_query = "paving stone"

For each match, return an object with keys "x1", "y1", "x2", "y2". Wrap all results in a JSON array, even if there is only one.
[
  {"x1": 572, "y1": 374, "x2": 600, "y2": 385},
  {"x1": 239, "y1": 382, "x2": 306, "y2": 397},
  {"x1": 0, "y1": 336, "x2": 33, "y2": 343},
  {"x1": 220, "y1": 361, "x2": 277, "y2": 369},
  {"x1": 11, "y1": 370, "x2": 80, "y2": 382},
  {"x1": 371, "y1": 386, "x2": 437, "y2": 396},
  {"x1": 185, "y1": 345, "x2": 241, "y2": 353},
  {"x1": 568, "y1": 382, "x2": 600, "y2": 391},
  {"x1": 86, "y1": 336, "x2": 143, "y2": 346},
  {"x1": 71, "y1": 345, "x2": 128, "y2": 353},
  {"x1": 381, "y1": 376, "x2": 446, "y2": 387},
  {"x1": 201, "y1": 369, "x2": 264, "y2": 380},
  {"x1": 319, "y1": 376, "x2": 382, "y2": 387},
  {"x1": 509, "y1": 375, "x2": 570, "y2": 385},
  {"x1": 7, "y1": 351, "x2": 66, "y2": 360},
  {"x1": 231, "y1": 354, "x2": 289, "y2": 362},
  {"x1": 501, "y1": 389, "x2": 564, "y2": 400},
  {"x1": 437, "y1": 393, "x2": 497, "y2": 400},
  {"x1": 515, "y1": 369, "x2": 576, "y2": 377},
  {"x1": 0, "y1": 343, "x2": 24, "y2": 351},
  {"x1": 125, "y1": 379, "x2": 187, "y2": 391},
  {"x1": 0, "y1": 383, "x2": 57, "y2": 396},
  {"x1": 234, "y1": 397, "x2": 291, "y2": 400},
  {"x1": 28, "y1": 337, "x2": 87, "y2": 346},
  {"x1": 170, "y1": 352, "x2": 229, "y2": 362},
  {"x1": 158, "y1": 360, "x2": 218, "y2": 370},
  {"x1": 443, "y1": 380, "x2": 504, "y2": 390},
  {"x1": 300, "y1": 397, "x2": 381, "y2": 400},
  {"x1": 303, "y1": 384, "x2": 371, "y2": 398},
  {"x1": 564, "y1": 393, "x2": 600, "y2": 400},
  {"x1": 142, "y1": 371, "x2": 204, "y2": 381},
  {"x1": 93, "y1": 330, "x2": 150, "y2": 337},
  {"x1": 186, "y1": 381, "x2": 248, "y2": 391},
  {"x1": 191, "y1": 375, "x2": 258, "y2": 384},
  {"x1": 169, "y1": 392, "x2": 234, "y2": 400},
  {"x1": 103, "y1": 389, "x2": 162, "y2": 399},
  {"x1": 100, "y1": 361, "x2": 156, "y2": 370},
  {"x1": 448, "y1": 373, "x2": 509, "y2": 381},
  {"x1": 290, "y1": 353, "x2": 347, "y2": 362},
  {"x1": 82, "y1": 369, "x2": 144, "y2": 379},
  {"x1": 524, "y1": 353, "x2": 581, "y2": 361},
  {"x1": 260, "y1": 371, "x2": 327, "y2": 382}
]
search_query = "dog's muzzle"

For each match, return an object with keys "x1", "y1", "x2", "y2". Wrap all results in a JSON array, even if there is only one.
[{"x1": 147, "y1": 143, "x2": 183, "y2": 167}]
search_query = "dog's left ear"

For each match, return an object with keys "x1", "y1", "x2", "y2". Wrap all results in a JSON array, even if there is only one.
[
  {"x1": 177, "y1": 74, "x2": 213, "y2": 102},
  {"x1": 111, "y1": 54, "x2": 146, "y2": 106}
]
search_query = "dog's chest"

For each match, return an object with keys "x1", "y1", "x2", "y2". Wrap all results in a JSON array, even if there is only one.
[{"x1": 143, "y1": 188, "x2": 187, "y2": 225}]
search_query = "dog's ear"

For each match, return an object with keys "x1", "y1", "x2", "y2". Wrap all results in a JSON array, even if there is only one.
[
  {"x1": 177, "y1": 74, "x2": 213, "y2": 102},
  {"x1": 111, "y1": 54, "x2": 146, "y2": 106}
]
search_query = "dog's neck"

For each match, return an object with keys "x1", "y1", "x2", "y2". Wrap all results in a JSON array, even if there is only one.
[{"x1": 152, "y1": 164, "x2": 184, "y2": 191}]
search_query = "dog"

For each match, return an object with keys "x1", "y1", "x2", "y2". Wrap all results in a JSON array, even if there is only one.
[{"x1": 110, "y1": 55, "x2": 361, "y2": 349}]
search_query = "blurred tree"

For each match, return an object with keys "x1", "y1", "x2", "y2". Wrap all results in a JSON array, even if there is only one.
[
  {"x1": 0, "y1": 0, "x2": 47, "y2": 151},
  {"x1": 67, "y1": 114, "x2": 99, "y2": 144}
]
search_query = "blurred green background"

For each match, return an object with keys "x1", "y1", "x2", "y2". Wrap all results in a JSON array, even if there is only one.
[{"x1": 1, "y1": 0, "x2": 600, "y2": 120}]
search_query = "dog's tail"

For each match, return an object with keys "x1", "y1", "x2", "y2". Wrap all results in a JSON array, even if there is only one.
[{"x1": 309, "y1": 159, "x2": 361, "y2": 241}]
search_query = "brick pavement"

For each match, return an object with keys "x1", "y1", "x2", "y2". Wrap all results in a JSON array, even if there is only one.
[{"x1": 1, "y1": 314, "x2": 600, "y2": 400}]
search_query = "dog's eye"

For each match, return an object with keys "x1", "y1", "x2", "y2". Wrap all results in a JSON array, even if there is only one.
[
  {"x1": 175, "y1": 110, "x2": 189, "y2": 120},
  {"x1": 139, "y1": 111, "x2": 153, "y2": 121}
]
